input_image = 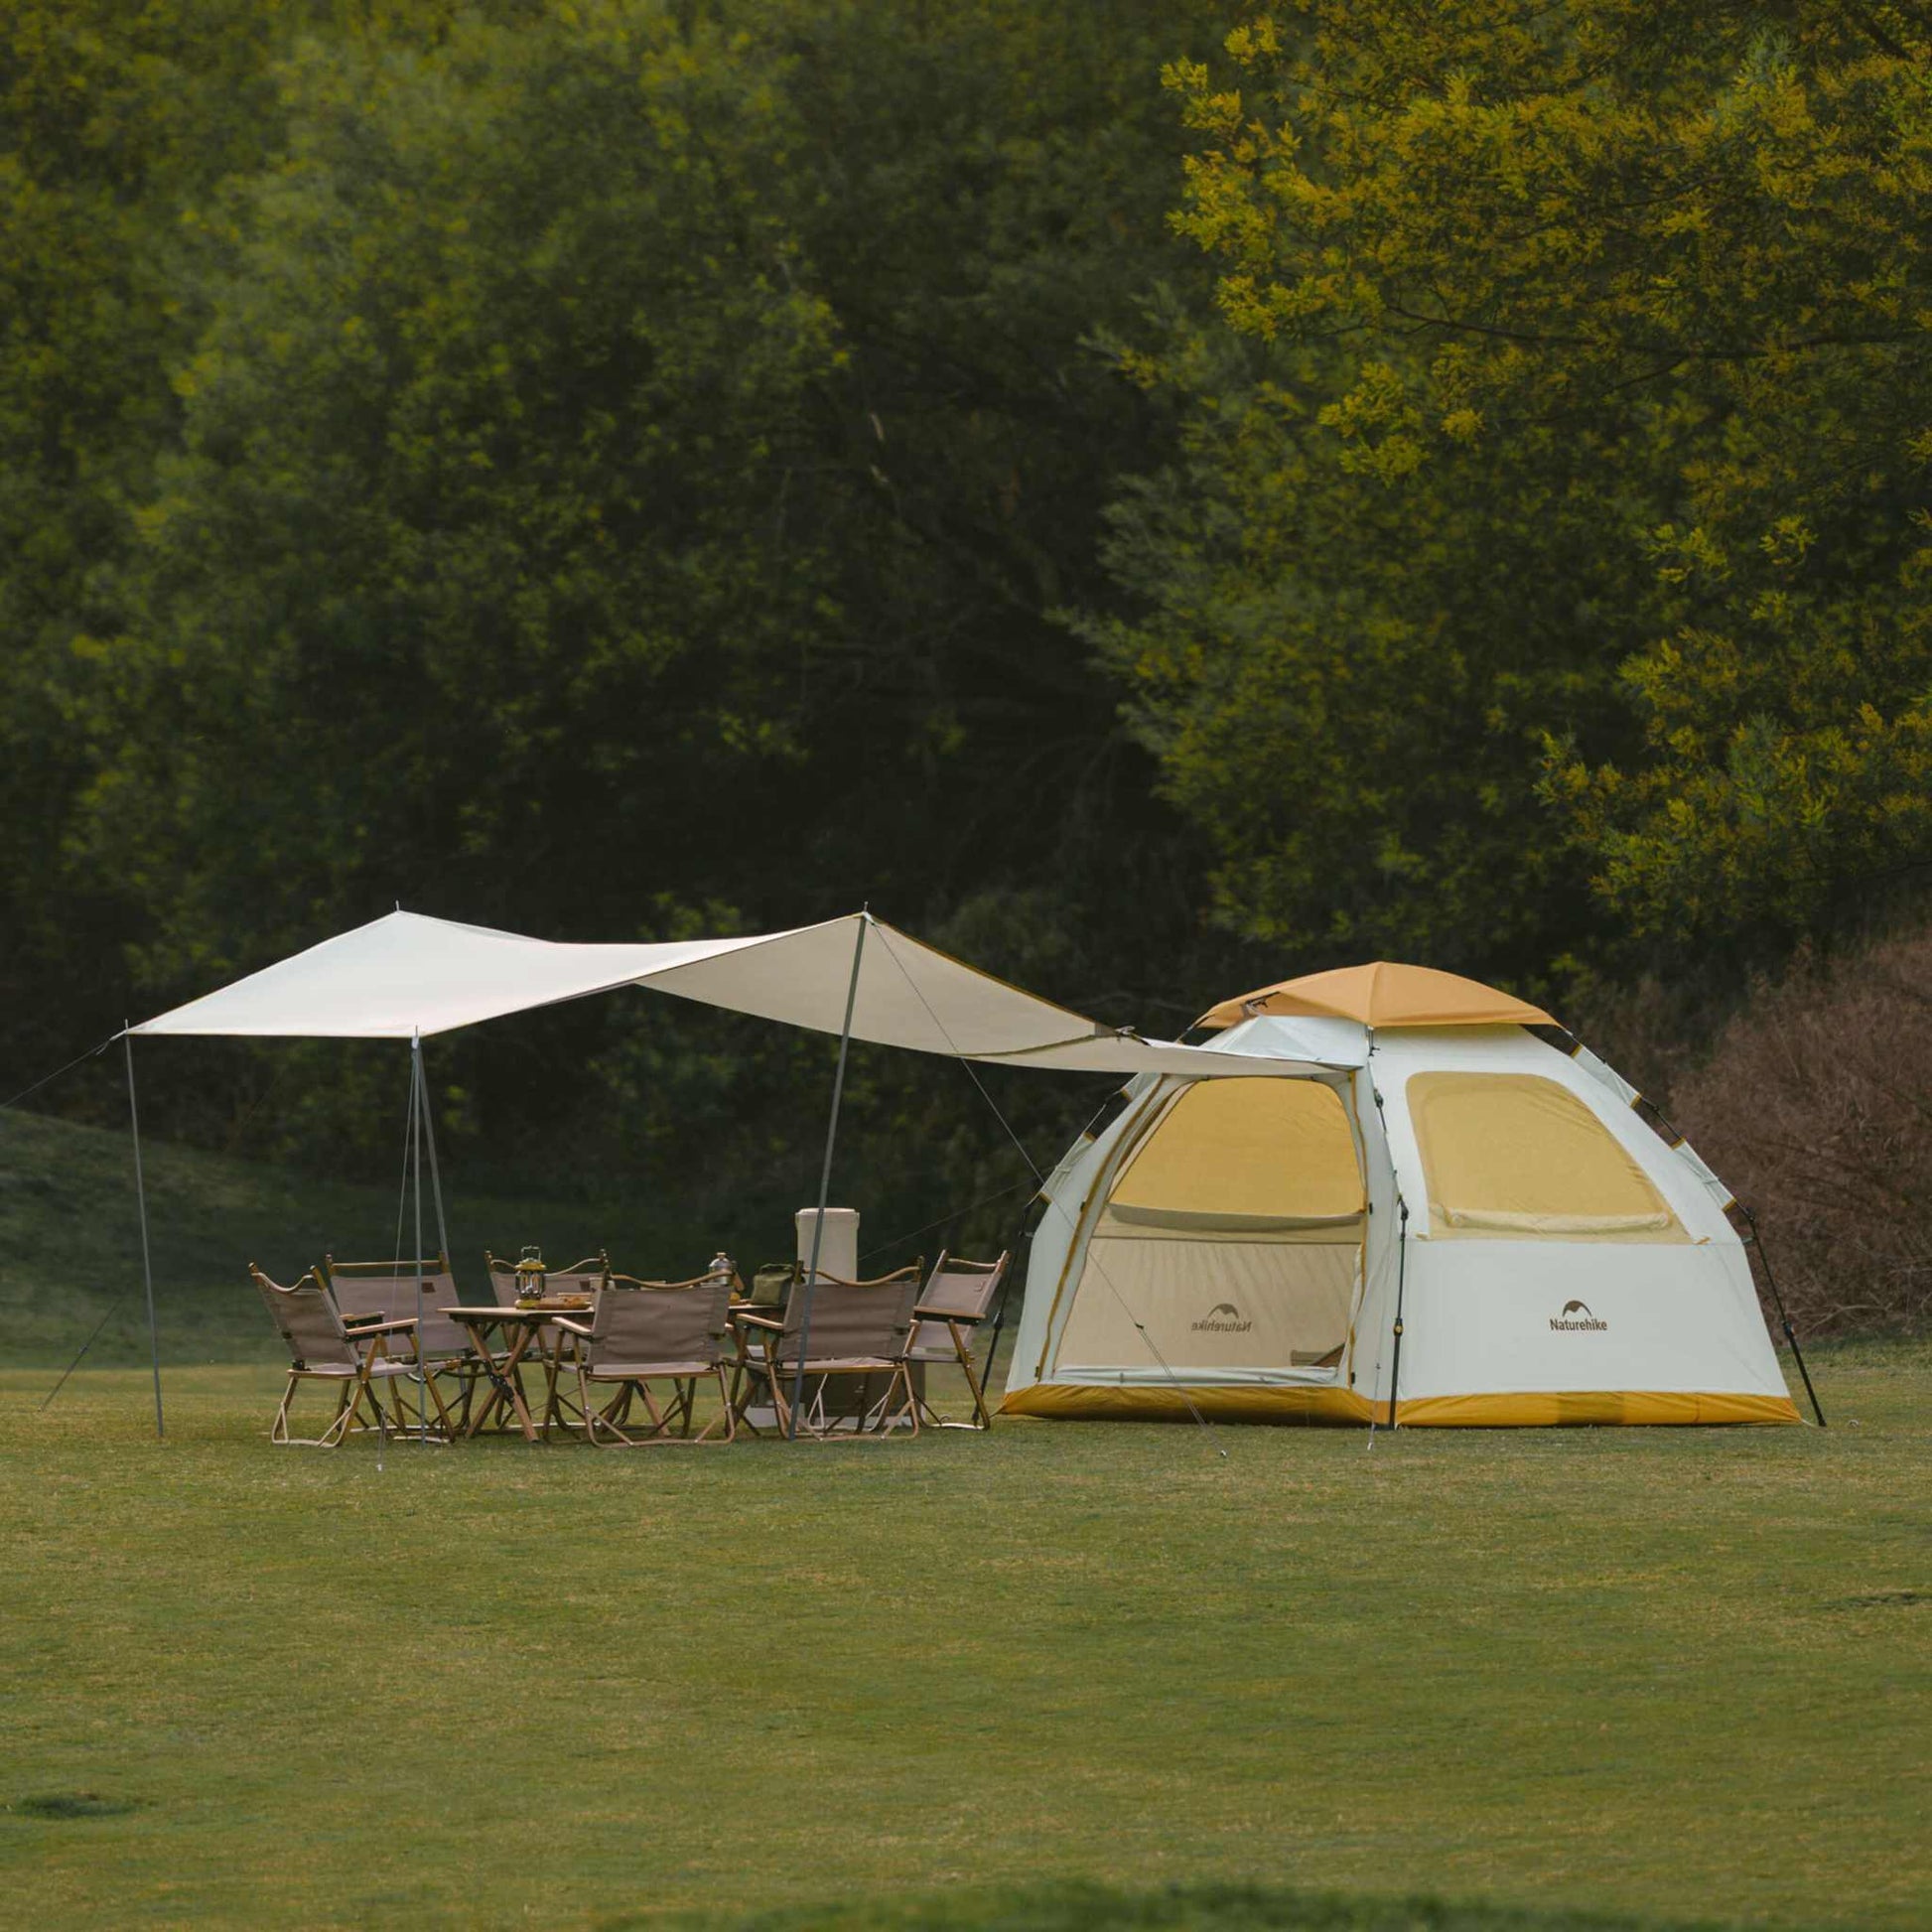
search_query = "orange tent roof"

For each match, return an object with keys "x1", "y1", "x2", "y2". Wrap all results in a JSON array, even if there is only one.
[{"x1": 1196, "y1": 961, "x2": 1556, "y2": 1032}]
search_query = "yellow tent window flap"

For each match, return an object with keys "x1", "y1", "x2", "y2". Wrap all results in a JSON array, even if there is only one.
[
  {"x1": 1107, "y1": 1077, "x2": 1363, "y2": 1226},
  {"x1": 1407, "y1": 1071, "x2": 1683, "y2": 1243}
]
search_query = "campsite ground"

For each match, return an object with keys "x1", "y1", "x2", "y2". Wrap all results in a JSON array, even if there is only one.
[{"x1": 0, "y1": 1339, "x2": 1925, "y2": 1930}]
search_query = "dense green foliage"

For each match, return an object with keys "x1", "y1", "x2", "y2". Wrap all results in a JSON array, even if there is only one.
[
  {"x1": 1110, "y1": 1, "x2": 1932, "y2": 980},
  {"x1": 7, "y1": 0, "x2": 1932, "y2": 1234}
]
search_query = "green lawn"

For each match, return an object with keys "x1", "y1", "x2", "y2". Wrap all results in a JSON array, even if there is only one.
[{"x1": 0, "y1": 1339, "x2": 1925, "y2": 1930}]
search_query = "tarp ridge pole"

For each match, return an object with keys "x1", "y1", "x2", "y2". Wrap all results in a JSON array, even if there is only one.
[
  {"x1": 790, "y1": 912, "x2": 869, "y2": 1441},
  {"x1": 411, "y1": 1031, "x2": 430, "y2": 1443},
  {"x1": 124, "y1": 1030, "x2": 164, "y2": 1440}
]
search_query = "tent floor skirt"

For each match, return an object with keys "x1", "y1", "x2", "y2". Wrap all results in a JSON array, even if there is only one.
[
  {"x1": 1001, "y1": 1385, "x2": 1801, "y2": 1427},
  {"x1": 1393, "y1": 1390, "x2": 1801, "y2": 1427},
  {"x1": 1000, "y1": 1383, "x2": 1375, "y2": 1425}
]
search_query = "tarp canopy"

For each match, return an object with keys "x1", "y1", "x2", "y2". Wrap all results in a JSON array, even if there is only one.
[{"x1": 131, "y1": 909, "x2": 1342, "y2": 1080}]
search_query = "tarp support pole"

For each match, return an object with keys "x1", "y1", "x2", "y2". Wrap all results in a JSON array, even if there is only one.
[
  {"x1": 417, "y1": 1035, "x2": 452, "y2": 1270},
  {"x1": 411, "y1": 1032, "x2": 430, "y2": 1442},
  {"x1": 789, "y1": 914, "x2": 869, "y2": 1440},
  {"x1": 124, "y1": 1031, "x2": 164, "y2": 1441}
]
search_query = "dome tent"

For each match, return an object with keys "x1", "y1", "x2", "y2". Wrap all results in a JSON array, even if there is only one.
[{"x1": 1001, "y1": 964, "x2": 1805, "y2": 1428}]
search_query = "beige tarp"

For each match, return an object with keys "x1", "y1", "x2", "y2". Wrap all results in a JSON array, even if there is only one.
[{"x1": 129, "y1": 909, "x2": 1346, "y2": 1081}]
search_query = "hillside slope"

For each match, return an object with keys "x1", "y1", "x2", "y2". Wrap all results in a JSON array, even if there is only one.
[{"x1": 0, "y1": 1108, "x2": 696, "y2": 1366}]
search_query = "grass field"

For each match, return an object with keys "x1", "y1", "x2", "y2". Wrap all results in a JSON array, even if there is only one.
[
  {"x1": 2, "y1": 1108, "x2": 1927, "y2": 1928},
  {"x1": 1, "y1": 1338, "x2": 1926, "y2": 1930}
]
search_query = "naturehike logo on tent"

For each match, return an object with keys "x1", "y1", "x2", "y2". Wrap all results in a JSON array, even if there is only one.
[
  {"x1": 1550, "y1": 1299, "x2": 1607, "y2": 1332},
  {"x1": 1192, "y1": 1301, "x2": 1253, "y2": 1334}
]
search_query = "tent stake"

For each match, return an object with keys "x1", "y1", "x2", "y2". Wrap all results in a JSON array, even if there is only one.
[
  {"x1": 790, "y1": 913, "x2": 869, "y2": 1441},
  {"x1": 124, "y1": 1031, "x2": 164, "y2": 1441}
]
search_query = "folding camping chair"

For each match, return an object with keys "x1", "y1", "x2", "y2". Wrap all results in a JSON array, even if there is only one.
[
  {"x1": 552, "y1": 1274, "x2": 738, "y2": 1446},
  {"x1": 528, "y1": 1255, "x2": 612, "y2": 1437},
  {"x1": 733, "y1": 1270, "x2": 921, "y2": 1441},
  {"x1": 250, "y1": 1265, "x2": 442, "y2": 1446},
  {"x1": 326, "y1": 1251, "x2": 474, "y2": 1430},
  {"x1": 905, "y1": 1249, "x2": 1010, "y2": 1430}
]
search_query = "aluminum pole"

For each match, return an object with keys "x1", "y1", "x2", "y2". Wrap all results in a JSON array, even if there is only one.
[
  {"x1": 789, "y1": 913, "x2": 869, "y2": 1440},
  {"x1": 411, "y1": 1033, "x2": 430, "y2": 1441},
  {"x1": 124, "y1": 1032, "x2": 164, "y2": 1440},
  {"x1": 417, "y1": 1037, "x2": 452, "y2": 1272}
]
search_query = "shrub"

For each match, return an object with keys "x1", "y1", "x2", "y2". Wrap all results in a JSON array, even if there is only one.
[{"x1": 1670, "y1": 934, "x2": 1932, "y2": 1337}]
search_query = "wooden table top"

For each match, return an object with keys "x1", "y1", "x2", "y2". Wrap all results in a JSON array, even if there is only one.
[{"x1": 440, "y1": 1303, "x2": 592, "y2": 1320}]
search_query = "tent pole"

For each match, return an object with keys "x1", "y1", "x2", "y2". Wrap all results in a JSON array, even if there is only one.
[
  {"x1": 124, "y1": 1031, "x2": 164, "y2": 1441},
  {"x1": 789, "y1": 913, "x2": 869, "y2": 1441},
  {"x1": 411, "y1": 1033, "x2": 430, "y2": 1442},
  {"x1": 1386, "y1": 1197, "x2": 1409, "y2": 1429},
  {"x1": 1364, "y1": 1042, "x2": 1409, "y2": 1437}
]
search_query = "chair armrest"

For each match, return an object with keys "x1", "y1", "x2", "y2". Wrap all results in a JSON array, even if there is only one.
[
  {"x1": 552, "y1": 1317, "x2": 593, "y2": 1338},
  {"x1": 355, "y1": 1316, "x2": 418, "y2": 1336},
  {"x1": 732, "y1": 1311, "x2": 782, "y2": 1333},
  {"x1": 341, "y1": 1310, "x2": 386, "y2": 1327},
  {"x1": 912, "y1": 1305, "x2": 986, "y2": 1324}
]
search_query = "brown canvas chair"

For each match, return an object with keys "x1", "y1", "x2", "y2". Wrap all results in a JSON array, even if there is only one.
[
  {"x1": 326, "y1": 1251, "x2": 474, "y2": 1429},
  {"x1": 251, "y1": 1265, "x2": 443, "y2": 1447},
  {"x1": 906, "y1": 1249, "x2": 1010, "y2": 1431},
  {"x1": 734, "y1": 1268, "x2": 921, "y2": 1441},
  {"x1": 523, "y1": 1255, "x2": 612, "y2": 1437},
  {"x1": 552, "y1": 1274, "x2": 738, "y2": 1446}
]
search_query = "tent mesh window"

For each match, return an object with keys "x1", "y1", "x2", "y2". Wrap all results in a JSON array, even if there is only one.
[
  {"x1": 1055, "y1": 1079, "x2": 1365, "y2": 1378},
  {"x1": 1406, "y1": 1071, "x2": 1684, "y2": 1241}
]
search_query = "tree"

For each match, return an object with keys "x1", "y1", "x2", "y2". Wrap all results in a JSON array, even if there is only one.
[{"x1": 1103, "y1": 1, "x2": 1932, "y2": 978}]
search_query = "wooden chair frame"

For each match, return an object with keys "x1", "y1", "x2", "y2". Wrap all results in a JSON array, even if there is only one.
[
  {"x1": 251, "y1": 1265, "x2": 449, "y2": 1448},
  {"x1": 326, "y1": 1250, "x2": 474, "y2": 1431},
  {"x1": 554, "y1": 1274, "x2": 738, "y2": 1447},
  {"x1": 906, "y1": 1249, "x2": 1010, "y2": 1432},
  {"x1": 732, "y1": 1266, "x2": 922, "y2": 1443}
]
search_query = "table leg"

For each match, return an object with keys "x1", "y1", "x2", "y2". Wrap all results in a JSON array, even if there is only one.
[{"x1": 461, "y1": 1320, "x2": 541, "y2": 1443}]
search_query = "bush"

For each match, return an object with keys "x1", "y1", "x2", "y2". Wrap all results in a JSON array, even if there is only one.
[{"x1": 1670, "y1": 933, "x2": 1932, "y2": 1337}]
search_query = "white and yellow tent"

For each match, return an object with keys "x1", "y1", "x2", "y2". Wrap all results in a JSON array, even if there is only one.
[{"x1": 1001, "y1": 964, "x2": 1801, "y2": 1428}]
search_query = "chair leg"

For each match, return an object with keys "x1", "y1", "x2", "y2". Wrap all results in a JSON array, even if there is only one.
[
  {"x1": 950, "y1": 1321, "x2": 992, "y2": 1430},
  {"x1": 694, "y1": 1365, "x2": 735, "y2": 1443},
  {"x1": 585, "y1": 1372, "x2": 641, "y2": 1449},
  {"x1": 271, "y1": 1371, "x2": 300, "y2": 1445},
  {"x1": 420, "y1": 1369, "x2": 455, "y2": 1440},
  {"x1": 582, "y1": 1368, "x2": 614, "y2": 1447},
  {"x1": 320, "y1": 1373, "x2": 366, "y2": 1449}
]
